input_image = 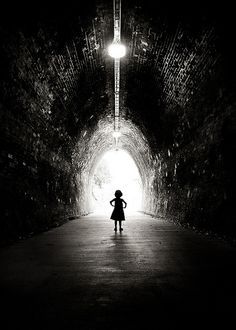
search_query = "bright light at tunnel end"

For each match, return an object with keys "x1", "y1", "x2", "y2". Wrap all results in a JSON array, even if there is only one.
[
  {"x1": 91, "y1": 149, "x2": 143, "y2": 214},
  {"x1": 108, "y1": 43, "x2": 126, "y2": 58}
]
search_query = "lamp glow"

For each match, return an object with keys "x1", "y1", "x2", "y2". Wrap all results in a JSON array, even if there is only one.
[{"x1": 108, "y1": 43, "x2": 126, "y2": 58}]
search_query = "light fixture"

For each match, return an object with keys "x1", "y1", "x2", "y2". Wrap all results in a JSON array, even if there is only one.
[{"x1": 108, "y1": 43, "x2": 126, "y2": 59}]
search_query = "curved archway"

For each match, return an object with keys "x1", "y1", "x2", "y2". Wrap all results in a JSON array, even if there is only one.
[{"x1": 72, "y1": 117, "x2": 158, "y2": 216}]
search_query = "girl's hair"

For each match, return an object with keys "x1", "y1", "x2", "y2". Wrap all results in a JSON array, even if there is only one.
[{"x1": 115, "y1": 190, "x2": 123, "y2": 197}]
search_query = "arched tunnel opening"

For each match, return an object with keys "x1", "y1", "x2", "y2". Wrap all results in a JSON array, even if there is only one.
[
  {"x1": 72, "y1": 117, "x2": 155, "y2": 217},
  {"x1": 0, "y1": 0, "x2": 236, "y2": 245},
  {"x1": 91, "y1": 149, "x2": 142, "y2": 213}
]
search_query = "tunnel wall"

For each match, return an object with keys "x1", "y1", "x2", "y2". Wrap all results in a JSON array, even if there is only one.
[
  {"x1": 0, "y1": 106, "x2": 80, "y2": 244},
  {"x1": 0, "y1": 6, "x2": 111, "y2": 244},
  {"x1": 123, "y1": 5, "x2": 236, "y2": 239},
  {"x1": 150, "y1": 97, "x2": 236, "y2": 238},
  {"x1": 125, "y1": 74, "x2": 236, "y2": 239}
]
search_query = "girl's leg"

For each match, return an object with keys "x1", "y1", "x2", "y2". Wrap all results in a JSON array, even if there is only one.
[
  {"x1": 114, "y1": 221, "x2": 117, "y2": 231},
  {"x1": 119, "y1": 221, "x2": 123, "y2": 231}
]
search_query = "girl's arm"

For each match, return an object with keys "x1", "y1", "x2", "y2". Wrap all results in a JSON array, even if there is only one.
[
  {"x1": 122, "y1": 200, "x2": 127, "y2": 208},
  {"x1": 110, "y1": 198, "x2": 115, "y2": 206}
]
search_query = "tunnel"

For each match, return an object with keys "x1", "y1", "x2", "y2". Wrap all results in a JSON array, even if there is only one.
[
  {"x1": 1, "y1": 0, "x2": 236, "y2": 327},
  {"x1": 0, "y1": 0, "x2": 236, "y2": 245}
]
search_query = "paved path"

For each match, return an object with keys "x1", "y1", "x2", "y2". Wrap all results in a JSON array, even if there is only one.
[{"x1": 1, "y1": 212, "x2": 236, "y2": 329}]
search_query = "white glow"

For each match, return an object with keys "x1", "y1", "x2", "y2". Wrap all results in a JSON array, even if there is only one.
[
  {"x1": 91, "y1": 150, "x2": 142, "y2": 214},
  {"x1": 108, "y1": 43, "x2": 126, "y2": 58},
  {"x1": 112, "y1": 131, "x2": 121, "y2": 138}
]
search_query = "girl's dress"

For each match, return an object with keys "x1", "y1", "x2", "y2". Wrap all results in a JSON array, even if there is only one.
[{"x1": 110, "y1": 198, "x2": 125, "y2": 220}]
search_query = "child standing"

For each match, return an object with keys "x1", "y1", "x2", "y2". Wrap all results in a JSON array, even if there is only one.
[{"x1": 110, "y1": 190, "x2": 127, "y2": 231}]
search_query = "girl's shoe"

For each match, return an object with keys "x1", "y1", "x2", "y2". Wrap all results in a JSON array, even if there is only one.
[
  {"x1": 119, "y1": 228, "x2": 123, "y2": 231},
  {"x1": 114, "y1": 228, "x2": 117, "y2": 231}
]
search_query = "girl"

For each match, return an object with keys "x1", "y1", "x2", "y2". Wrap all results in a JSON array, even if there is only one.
[{"x1": 110, "y1": 190, "x2": 127, "y2": 231}]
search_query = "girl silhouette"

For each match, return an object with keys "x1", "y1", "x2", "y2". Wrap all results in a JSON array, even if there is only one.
[{"x1": 110, "y1": 190, "x2": 127, "y2": 231}]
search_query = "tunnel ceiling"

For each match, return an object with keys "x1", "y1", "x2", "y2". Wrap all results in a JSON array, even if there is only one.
[{"x1": 1, "y1": 0, "x2": 235, "y2": 159}]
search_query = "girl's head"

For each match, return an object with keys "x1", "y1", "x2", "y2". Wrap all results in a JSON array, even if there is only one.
[{"x1": 115, "y1": 190, "x2": 123, "y2": 198}]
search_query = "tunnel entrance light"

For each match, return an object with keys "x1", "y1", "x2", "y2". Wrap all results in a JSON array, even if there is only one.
[
  {"x1": 108, "y1": 43, "x2": 126, "y2": 58},
  {"x1": 91, "y1": 150, "x2": 142, "y2": 213}
]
